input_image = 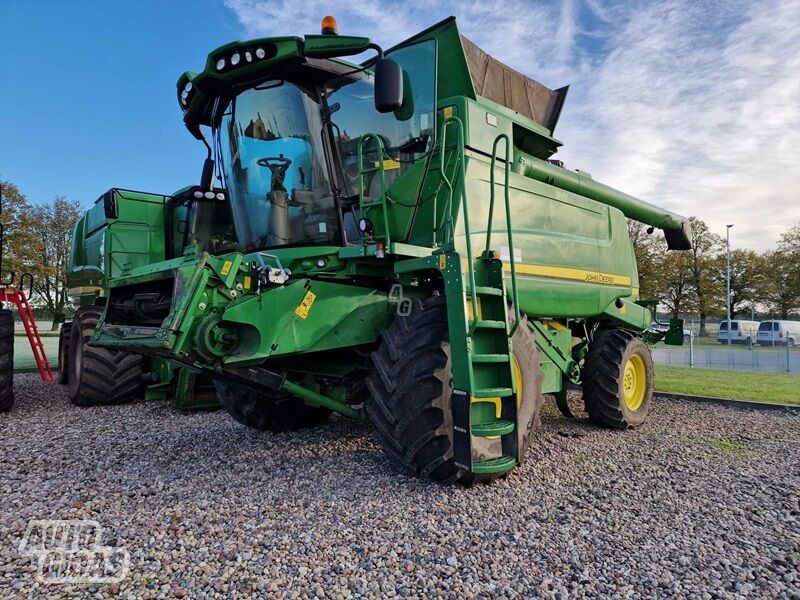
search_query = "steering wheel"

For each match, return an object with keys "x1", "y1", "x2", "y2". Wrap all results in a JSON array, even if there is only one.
[{"x1": 256, "y1": 155, "x2": 292, "y2": 168}]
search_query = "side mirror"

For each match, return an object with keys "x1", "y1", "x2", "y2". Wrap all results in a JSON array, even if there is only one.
[
  {"x1": 374, "y1": 59, "x2": 403, "y2": 113},
  {"x1": 103, "y1": 190, "x2": 119, "y2": 219}
]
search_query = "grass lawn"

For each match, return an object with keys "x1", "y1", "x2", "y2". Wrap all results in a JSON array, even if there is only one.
[
  {"x1": 13, "y1": 335, "x2": 59, "y2": 370},
  {"x1": 655, "y1": 365, "x2": 799, "y2": 405}
]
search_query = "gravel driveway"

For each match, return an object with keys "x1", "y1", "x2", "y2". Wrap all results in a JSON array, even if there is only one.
[{"x1": 1, "y1": 374, "x2": 799, "y2": 599}]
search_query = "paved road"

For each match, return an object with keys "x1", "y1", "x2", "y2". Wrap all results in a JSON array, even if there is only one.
[{"x1": 653, "y1": 346, "x2": 800, "y2": 374}]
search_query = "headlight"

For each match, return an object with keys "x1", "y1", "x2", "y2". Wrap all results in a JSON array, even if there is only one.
[
  {"x1": 216, "y1": 58, "x2": 226, "y2": 71},
  {"x1": 231, "y1": 52, "x2": 240, "y2": 66},
  {"x1": 255, "y1": 47, "x2": 266, "y2": 59}
]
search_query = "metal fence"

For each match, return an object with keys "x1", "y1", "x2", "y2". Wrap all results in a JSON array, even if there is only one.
[{"x1": 651, "y1": 334, "x2": 798, "y2": 375}]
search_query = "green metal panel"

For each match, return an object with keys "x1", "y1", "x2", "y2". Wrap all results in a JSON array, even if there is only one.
[
  {"x1": 449, "y1": 149, "x2": 643, "y2": 323},
  {"x1": 96, "y1": 248, "x2": 394, "y2": 369},
  {"x1": 222, "y1": 279, "x2": 392, "y2": 362}
]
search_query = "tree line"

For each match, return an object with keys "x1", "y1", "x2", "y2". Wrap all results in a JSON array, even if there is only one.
[
  {"x1": 631, "y1": 217, "x2": 800, "y2": 335},
  {"x1": 1, "y1": 178, "x2": 799, "y2": 335},
  {"x1": 0, "y1": 180, "x2": 81, "y2": 330}
]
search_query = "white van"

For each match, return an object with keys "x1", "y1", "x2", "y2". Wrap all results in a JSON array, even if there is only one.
[
  {"x1": 717, "y1": 320, "x2": 759, "y2": 344},
  {"x1": 757, "y1": 320, "x2": 800, "y2": 347}
]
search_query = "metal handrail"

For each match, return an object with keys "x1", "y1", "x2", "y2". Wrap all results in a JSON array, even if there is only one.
[
  {"x1": 435, "y1": 117, "x2": 480, "y2": 332},
  {"x1": 487, "y1": 134, "x2": 520, "y2": 335},
  {"x1": 356, "y1": 133, "x2": 391, "y2": 247},
  {"x1": 432, "y1": 120, "x2": 520, "y2": 337},
  {"x1": 434, "y1": 117, "x2": 465, "y2": 249}
]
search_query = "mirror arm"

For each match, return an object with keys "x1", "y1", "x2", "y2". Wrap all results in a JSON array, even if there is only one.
[{"x1": 367, "y1": 43, "x2": 384, "y2": 61}]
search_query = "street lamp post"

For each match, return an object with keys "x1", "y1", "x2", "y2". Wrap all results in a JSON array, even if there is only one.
[{"x1": 726, "y1": 224, "x2": 733, "y2": 351}]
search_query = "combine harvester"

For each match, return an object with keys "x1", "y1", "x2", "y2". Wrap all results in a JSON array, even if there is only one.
[
  {"x1": 59, "y1": 190, "x2": 219, "y2": 410},
  {"x1": 63, "y1": 17, "x2": 690, "y2": 482}
]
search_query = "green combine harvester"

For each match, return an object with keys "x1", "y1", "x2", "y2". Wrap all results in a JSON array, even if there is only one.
[
  {"x1": 61, "y1": 16, "x2": 690, "y2": 483},
  {"x1": 59, "y1": 188, "x2": 221, "y2": 409}
]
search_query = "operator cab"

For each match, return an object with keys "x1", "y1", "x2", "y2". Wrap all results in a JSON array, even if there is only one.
[{"x1": 202, "y1": 34, "x2": 436, "y2": 254}]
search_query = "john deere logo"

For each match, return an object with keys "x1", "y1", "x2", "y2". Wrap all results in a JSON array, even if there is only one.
[{"x1": 584, "y1": 272, "x2": 615, "y2": 285}]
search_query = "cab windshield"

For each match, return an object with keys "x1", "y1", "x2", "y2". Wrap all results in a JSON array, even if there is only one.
[{"x1": 216, "y1": 82, "x2": 338, "y2": 252}]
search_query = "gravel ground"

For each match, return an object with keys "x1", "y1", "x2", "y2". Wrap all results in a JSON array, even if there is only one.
[{"x1": 1, "y1": 374, "x2": 799, "y2": 599}]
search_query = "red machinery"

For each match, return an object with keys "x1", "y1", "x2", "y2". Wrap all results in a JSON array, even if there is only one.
[{"x1": 0, "y1": 223, "x2": 55, "y2": 385}]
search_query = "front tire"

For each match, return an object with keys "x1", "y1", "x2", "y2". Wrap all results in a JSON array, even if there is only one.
[
  {"x1": 366, "y1": 296, "x2": 543, "y2": 484},
  {"x1": 582, "y1": 329, "x2": 654, "y2": 428},
  {"x1": 214, "y1": 381, "x2": 331, "y2": 432},
  {"x1": 67, "y1": 306, "x2": 144, "y2": 406},
  {"x1": 0, "y1": 308, "x2": 14, "y2": 412}
]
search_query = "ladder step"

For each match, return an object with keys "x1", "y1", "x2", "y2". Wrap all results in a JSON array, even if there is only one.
[
  {"x1": 473, "y1": 387, "x2": 513, "y2": 398},
  {"x1": 472, "y1": 419, "x2": 515, "y2": 437},
  {"x1": 469, "y1": 285, "x2": 503, "y2": 297},
  {"x1": 472, "y1": 455, "x2": 517, "y2": 474},
  {"x1": 471, "y1": 353, "x2": 510, "y2": 364},
  {"x1": 473, "y1": 319, "x2": 506, "y2": 330}
]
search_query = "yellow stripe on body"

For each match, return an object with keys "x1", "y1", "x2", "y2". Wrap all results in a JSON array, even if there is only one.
[
  {"x1": 502, "y1": 263, "x2": 632, "y2": 287},
  {"x1": 460, "y1": 258, "x2": 631, "y2": 288}
]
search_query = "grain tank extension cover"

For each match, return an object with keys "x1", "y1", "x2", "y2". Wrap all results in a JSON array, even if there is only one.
[{"x1": 461, "y1": 36, "x2": 568, "y2": 134}]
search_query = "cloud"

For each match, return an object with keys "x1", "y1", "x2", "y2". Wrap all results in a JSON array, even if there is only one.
[{"x1": 224, "y1": 0, "x2": 800, "y2": 250}]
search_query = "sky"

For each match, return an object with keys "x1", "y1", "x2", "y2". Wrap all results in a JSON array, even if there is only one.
[{"x1": 1, "y1": 0, "x2": 798, "y2": 250}]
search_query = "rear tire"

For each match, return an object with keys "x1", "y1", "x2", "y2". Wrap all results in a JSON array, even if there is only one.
[
  {"x1": 214, "y1": 381, "x2": 331, "y2": 432},
  {"x1": 67, "y1": 306, "x2": 144, "y2": 406},
  {"x1": 366, "y1": 296, "x2": 543, "y2": 484},
  {"x1": 57, "y1": 323, "x2": 71, "y2": 385},
  {"x1": 0, "y1": 309, "x2": 14, "y2": 412},
  {"x1": 582, "y1": 329, "x2": 654, "y2": 428}
]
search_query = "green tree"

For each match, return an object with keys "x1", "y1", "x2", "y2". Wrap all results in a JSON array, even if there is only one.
[
  {"x1": 687, "y1": 217, "x2": 724, "y2": 336},
  {"x1": 0, "y1": 180, "x2": 36, "y2": 283},
  {"x1": 762, "y1": 250, "x2": 800, "y2": 319},
  {"x1": 764, "y1": 225, "x2": 800, "y2": 318},
  {"x1": 722, "y1": 249, "x2": 767, "y2": 318},
  {"x1": 28, "y1": 196, "x2": 82, "y2": 329},
  {"x1": 779, "y1": 225, "x2": 800, "y2": 251},
  {"x1": 660, "y1": 249, "x2": 696, "y2": 318},
  {"x1": 627, "y1": 220, "x2": 668, "y2": 299}
]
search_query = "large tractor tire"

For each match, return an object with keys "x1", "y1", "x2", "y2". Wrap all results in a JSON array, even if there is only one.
[
  {"x1": 366, "y1": 295, "x2": 544, "y2": 484},
  {"x1": 57, "y1": 322, "x2": 71, "y2": 385},
  {"x1": 0, "y1": 308, "x2": 14, "y2": 412},
  {"x1": 582, "y1": 328, "x2": 654, "y2": 428},
  {"x1": 214, "y1": 380, "x2": 331, "y2": 432},
  {"x1": 67, "y1": 306, "x2": 144, "y2": 406}
]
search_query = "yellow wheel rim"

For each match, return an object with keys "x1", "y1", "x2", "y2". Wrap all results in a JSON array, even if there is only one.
[
  {"x1": 512, "y1": 354, "x2": 523, "y2": 409},
  {"x1": 484, "y1": 355, "x2": 523, "y2": 421},
  {"x1": 622, "y1": 353, "x2": 646, "y2": 411}
]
